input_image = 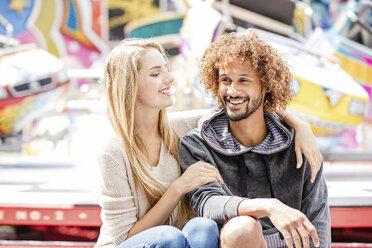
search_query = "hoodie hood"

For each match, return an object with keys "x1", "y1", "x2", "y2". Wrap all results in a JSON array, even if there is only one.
[{"x1": 199, "y1": 108, "x2": 294, "y2": 156}]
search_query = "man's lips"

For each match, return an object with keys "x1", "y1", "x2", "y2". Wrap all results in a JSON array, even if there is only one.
[{"x1": 224, "y1": 97, "x2": 248, "y2": 108}]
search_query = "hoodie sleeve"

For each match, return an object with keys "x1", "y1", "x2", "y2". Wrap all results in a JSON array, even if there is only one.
[
  {"x1": 179, "y1": 132, "x2": 245, "y2": 225},
  {"x1": 301, "y1": 160, "x2": 331, "y2": 248}
]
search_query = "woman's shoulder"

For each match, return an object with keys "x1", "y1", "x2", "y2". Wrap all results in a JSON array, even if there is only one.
[{"x1": 98, "y1": 133, "x2": 128, "y2": 165}]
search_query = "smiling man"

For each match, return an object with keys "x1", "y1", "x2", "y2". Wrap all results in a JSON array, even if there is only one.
[{"x1": 179, "y1": 30, "x2": 331, "y2": 248}]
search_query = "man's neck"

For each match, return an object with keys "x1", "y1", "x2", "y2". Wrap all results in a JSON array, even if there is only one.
[{"x1": 229, "y1": 109, "x2": 268, "y2": 148}]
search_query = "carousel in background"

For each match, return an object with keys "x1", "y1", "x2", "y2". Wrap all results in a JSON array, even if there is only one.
[{"x1": 0, "y1": 0, "x2": 371, "y2": 247}]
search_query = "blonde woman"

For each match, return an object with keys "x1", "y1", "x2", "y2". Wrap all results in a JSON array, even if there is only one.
[{"x1": 95, "y1": 39, "x2": 322, "y2": 248}]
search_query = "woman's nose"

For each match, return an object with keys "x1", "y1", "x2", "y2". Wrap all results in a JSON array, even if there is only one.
[{"x1": 165, "y1": 72, "x2": 175, "y2": 85}]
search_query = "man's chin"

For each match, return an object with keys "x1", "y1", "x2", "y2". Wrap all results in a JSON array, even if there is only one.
[{"x1": 226, "y1": 110, "x2": 248, "y2": 122}]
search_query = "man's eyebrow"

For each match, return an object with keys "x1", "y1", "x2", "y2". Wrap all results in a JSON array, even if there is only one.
[
  {"x1": 218, "y1": 73, "x2": 253, "y2": 77},
  {"x1": 239, "y1": 74, "x2": 253, "y2": 78}
]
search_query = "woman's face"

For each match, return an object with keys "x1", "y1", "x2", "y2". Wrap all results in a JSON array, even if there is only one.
[{"x1": 136, "y1": 48, "x2": 175, "y2": 110}]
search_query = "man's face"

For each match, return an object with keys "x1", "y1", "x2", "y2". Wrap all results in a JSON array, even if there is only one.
[{"x1": 218, "y1": 59, "x2": 265, "y2": 122}]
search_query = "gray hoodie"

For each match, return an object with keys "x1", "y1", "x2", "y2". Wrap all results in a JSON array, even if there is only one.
[{"x1": 179, "y1": 108, "x2": 331, "y2": 247}]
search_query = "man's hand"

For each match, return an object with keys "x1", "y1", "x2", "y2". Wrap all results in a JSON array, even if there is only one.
[{"x1": 268, "y1": 199, "x2": 320, "y2": 248}]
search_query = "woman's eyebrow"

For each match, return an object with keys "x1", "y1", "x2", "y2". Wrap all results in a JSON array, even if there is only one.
[{"x1": 149, "y1": 65, "x2": 162, "y2": 70}]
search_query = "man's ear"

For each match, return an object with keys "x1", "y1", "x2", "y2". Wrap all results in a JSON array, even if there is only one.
[{"x1": 264, "y1": 90, "x2": 271, "y2": 102}]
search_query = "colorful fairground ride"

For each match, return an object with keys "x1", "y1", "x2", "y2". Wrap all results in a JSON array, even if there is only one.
[
  {"x1": 179, "y1": 0, "x2": 370, "y2": 137},
  {"x1": 285, "y1": 0, "x2": 372, "y2": 136},
  {"x1": 255, "y1": 29, "x2": 369, "y2": 136},
  {"x1": 327, "y1": 0, "x2": 372, "y2": 124},
  {"x1": 0, "y1": 16, "x2": 70, "y2": 151},
  {"x1": 329, "y1": 0, "x2": 372, "y2": 87}
]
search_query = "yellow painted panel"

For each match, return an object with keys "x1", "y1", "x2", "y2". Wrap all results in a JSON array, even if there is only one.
[
  {"x1": 333, "y1": 53, "x2": 372, "y2": 86},
  {"x1": 34, "y1": 0, "x2": 58, "y2": 56},
  {"x1": 289, "y1": 76, "x2": 368, "y2": 135}
]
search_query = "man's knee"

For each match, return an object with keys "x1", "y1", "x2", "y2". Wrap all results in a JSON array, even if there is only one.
[{"x1": 220, "y1": 216, "x2": 263, "y2": 247}]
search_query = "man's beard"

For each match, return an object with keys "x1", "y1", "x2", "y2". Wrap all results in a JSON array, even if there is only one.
[{"x1": 221, "y1": 94, "x2": 263, "y2": 122}]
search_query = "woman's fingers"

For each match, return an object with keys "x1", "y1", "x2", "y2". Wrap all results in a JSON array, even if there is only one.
[
  {"x1": 202, "y1": 162, "x2": 219, "y2": 171},
  {"x1": 295, "y1": 148, "x2": 303, "y2": 169},
  {"x1": 202, "y1": 169, "x2": 224, "y2": 184},
  {"x1": 200, "y1": 163, "x2": 224, "y2": 184}
]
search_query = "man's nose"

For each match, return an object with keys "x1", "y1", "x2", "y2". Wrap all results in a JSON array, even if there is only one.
[{"x1": 226, "y1": 82, "x2": 240, "y2": 96}]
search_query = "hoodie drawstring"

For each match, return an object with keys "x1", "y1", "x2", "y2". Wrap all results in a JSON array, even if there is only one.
[
  {"x1": 238, "y1": 155, "x2": 275, "y2": 198},
  {"x1": 263, "y1": 156, "x2": 285, "y2": 240},
  {"x1": 238, "y1": 155, "x2": 248, "y2": 197},
  {"x1": 263, "y1": 156, "x2": 275, "y2": 198},
  {"x1": 240, "y1": 155, "x2": 283, "y2": 240}
]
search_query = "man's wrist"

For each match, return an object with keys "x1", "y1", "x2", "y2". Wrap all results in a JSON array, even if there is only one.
[{"x1": 237, "y1": 198, "x2": 275, "y2": 218}]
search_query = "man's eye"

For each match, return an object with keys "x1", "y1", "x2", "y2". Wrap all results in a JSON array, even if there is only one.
[{"x1": 220, "y1": 78, "x2": 230, "y2": 82}]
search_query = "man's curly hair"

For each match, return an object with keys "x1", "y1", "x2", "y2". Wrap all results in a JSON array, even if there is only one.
[{"x1": 199, "y1": 30, "x2": 293, "y2": 112}]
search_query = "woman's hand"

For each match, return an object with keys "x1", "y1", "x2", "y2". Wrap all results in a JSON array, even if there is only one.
[
  {"x1": 277, "y1": 109, "x2": 322, "y2": 183},
  {"x1": 174, "y1": 161, "x2": 224, "y2": 196},
  {"x1": 293, "y1": 120, "x2": 322, "y2": 182}
]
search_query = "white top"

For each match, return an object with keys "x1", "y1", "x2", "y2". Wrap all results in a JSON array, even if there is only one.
[{"x1": 95, "y1": 109, "x2": 208, "y2": 248}]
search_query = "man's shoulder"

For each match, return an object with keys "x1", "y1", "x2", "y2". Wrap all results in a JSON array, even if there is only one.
[
  {"x1": 265, "y1": 112, "x2": 286, "y2": 126},
  {"x1": 181, "y1": 126, "x2": 203, "y2": 142},
  {"x1": 265, "y1": 112, "x2": 294, "y2": 139},
  {"x1": 169, "y1": 108, "x2": 219, "y2": 137}
]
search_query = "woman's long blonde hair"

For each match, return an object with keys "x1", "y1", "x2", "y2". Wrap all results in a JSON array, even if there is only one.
[{"x1": 104, "y1": 39, "x2": 195, "y2": 226}]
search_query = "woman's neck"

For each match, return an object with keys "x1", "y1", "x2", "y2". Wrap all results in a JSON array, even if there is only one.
[
  {"x1": 134, "y1": 106, "x2": 161, "y2": 142},
  {"x1": 134, "y1": 106, "x2": 163, "y2": 166}
]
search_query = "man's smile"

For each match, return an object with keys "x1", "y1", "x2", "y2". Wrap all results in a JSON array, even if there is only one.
[{"x1": 224, "y1": 96, "x2": 249, "y2": 110}]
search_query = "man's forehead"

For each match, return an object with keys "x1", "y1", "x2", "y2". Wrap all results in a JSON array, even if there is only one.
[{"x1": 218, "y1": 58, "x2": 254, "y2": 74}]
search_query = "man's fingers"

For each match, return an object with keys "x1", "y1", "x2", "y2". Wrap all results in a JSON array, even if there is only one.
[
  {"x1": 291, "y1": 229, "x2": 301, "y2": 248},
  {"x1": 295, "y1": 149, "x2": 303, "y2": 169},
  {"x1": 304, "y1": 221, "x2": 319, "y2": 247},
  {"x1": 298, "y1": 227, "x2": 310, "y2": 248},
  {"x1": 281, "y1": 231, "x2": 293, "y2": 248}
]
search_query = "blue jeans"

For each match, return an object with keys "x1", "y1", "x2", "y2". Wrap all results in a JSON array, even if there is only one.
[{"x1": 117, "y1": 217, "x2": 219, "y2": 248}]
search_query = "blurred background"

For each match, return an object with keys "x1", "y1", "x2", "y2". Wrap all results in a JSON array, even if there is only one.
[{"x1": 0, "y1": 0, "x2": 371, "y2": 247}]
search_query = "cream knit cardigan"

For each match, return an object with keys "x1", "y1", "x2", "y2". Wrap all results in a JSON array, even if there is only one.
[{"x1": 95, "y1": 110, "x2": 208, "y2": 248}]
